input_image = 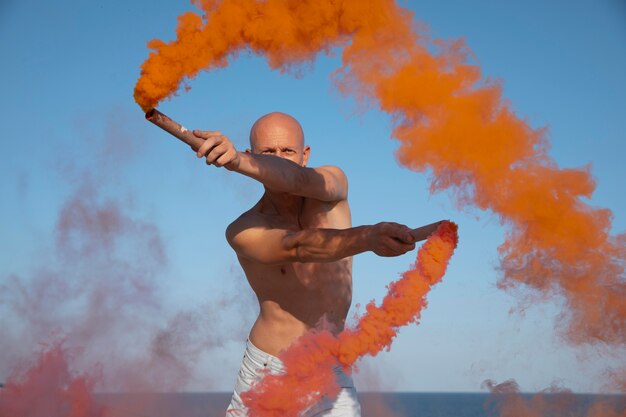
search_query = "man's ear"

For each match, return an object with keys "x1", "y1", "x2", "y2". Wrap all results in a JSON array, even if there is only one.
[{"x1": 302, "y1": 145, "x2": 311, "y2": 167}]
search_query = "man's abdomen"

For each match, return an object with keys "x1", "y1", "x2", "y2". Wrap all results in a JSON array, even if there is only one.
[{"x1": 243, "y1": 251, "x2": 353, "y2": 353}]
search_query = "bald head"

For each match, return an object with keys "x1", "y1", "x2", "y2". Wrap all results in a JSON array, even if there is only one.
[
  {"x1": 248, "y1": 112, "x2": 309, "y2": 166},
  {"x1": 250, "y1": 112, "x2": 304, "y2": 149}
]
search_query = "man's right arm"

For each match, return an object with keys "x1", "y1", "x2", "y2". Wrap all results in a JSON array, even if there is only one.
[
  {"x1": 230, "y1": 153, "x2": 348, "y2": 202},
  {"x1": 226, "y1": 219, "x2": 416, "y2": 265},
  {"x1": 192, "y1": 130, "x2": 347, "y2": 202}
]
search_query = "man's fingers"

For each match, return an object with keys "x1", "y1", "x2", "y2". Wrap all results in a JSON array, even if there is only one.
[
  {"x1": 214, "y1": 149, "x2": 236, "y2": 167},
  {"x1": 205, "y1": 142, "x2": 228, "y2": 165},
  {"x1": 206, "y1": 143, "x2": 226, "y2": 165},
  {"x1": 193, "y1": 130, "x2": 221, "y2": 139},
  {"x1": 401, "y1": 225, "x2": 415, "y2": 243},
  {"x1": 196, "y1": 138, "x2": 214, "y2": 157},
  {"x1": 390, "y1": 225, "x2": 414, "y2": 244},
  {"x1": 391, "y1": 242, "x2": 415, "y2": 255},
  {"x1": 401, "y1": 241, "x2": 415, "y2": 253},
  {"x1": 386, "y1": 237, "x2": 414, "y2": 255},
  {"x1": 197, "y1": 136, "x2": 222, "y2": 158},
  {"x1": 399, "y1": 231, "x2": 414, "y2": 244},
  {"x1": 214, "y1": 154, "x2": 228, "y2": 167},
  {"x1": 392, "y1": 235, "x2": 414, "y2": 246}
]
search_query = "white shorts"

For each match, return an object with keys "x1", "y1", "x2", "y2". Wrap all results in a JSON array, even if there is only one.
[{"x1": 226, "y1": 339, "x2": 361, "y2": 417}]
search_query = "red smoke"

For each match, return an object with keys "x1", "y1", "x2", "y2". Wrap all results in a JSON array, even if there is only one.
[
  {"x1": 0, "y1": 112, "x2": 256, "y2": 416},
  {"x1": 240, "y1": 221, "x2": 458, "y2": 417},
  {"x1": 0, "y1": 342, "x2": 106, "y2": 417},
  {"x1": 483, "y1": 380, "x2": 625, "y2": 417}
]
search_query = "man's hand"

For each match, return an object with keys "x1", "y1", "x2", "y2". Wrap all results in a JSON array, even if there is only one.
[
  {"x1": 367, "y1": 222, "x2": 416, "y2": 257},
  {"x1": 194, "y1": 130, "x2": 241, "y2": 169}
]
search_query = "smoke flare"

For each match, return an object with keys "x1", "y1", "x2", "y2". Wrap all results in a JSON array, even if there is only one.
[
  {"x1": 239, "y1": 221, "x2": 458, "y2": 417},
  {"x1": 134, "y1": 0, "x2": 625, "y2": 347}
]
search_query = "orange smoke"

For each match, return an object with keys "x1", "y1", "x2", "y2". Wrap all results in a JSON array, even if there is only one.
[
  {"x1": 135, "y1": 0, "x2": 625, "y2": 347},
  {"x1": 133, "y1": 0, "x2": 413, "y2": 112},
  {"x1": 0, "y1": 342, "x2": 106, "y2": 417},
  {"x1": 239, "y1": 221, "x2": 458, "y2": 417}
]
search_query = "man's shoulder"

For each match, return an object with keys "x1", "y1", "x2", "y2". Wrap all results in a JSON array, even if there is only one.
[
  {"x1": 225, "y1": 209, "x2": 266, "y2": 240},
  {"x1": 227, "y1": 209, "x2": 259, "y2": 229},
  {"x1": 316, "y1": 165, "x2": 348, "y2": 181}
]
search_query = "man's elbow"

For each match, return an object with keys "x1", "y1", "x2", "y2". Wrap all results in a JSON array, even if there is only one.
[
  {"x1": 322, "y1": 183, "x2": 348, "y2": 202},
  {"x1": 332, "y1": 168, "x2": 349, "y2": 200},
  {"x1": 297, "y1": 168, "x2": 348, "y2": 202},
  {"x1": 282, "y1": 230, "x2": 320, "y2": 263},
  {"x1": 294, "y1": 246, "x2": 319, "y2": 263}
]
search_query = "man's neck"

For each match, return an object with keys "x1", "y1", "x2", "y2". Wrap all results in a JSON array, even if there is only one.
[{"x1": 261, "y1": 190, "x2": 303, "y2": 224}]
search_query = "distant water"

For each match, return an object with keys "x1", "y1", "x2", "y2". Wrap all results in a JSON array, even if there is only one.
[{"x1": 96, "y1": 392, "x2": 625, "y2": 417}]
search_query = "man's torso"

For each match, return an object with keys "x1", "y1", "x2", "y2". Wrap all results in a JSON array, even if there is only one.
[{"x1": 233, "y1": 195, "x2": 353, "y2": 356}]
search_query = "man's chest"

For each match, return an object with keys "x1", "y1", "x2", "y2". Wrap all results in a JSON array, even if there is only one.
[
  {"x1": 299, "y1": 198, "x2": 352, "y2": 230},
  {"x1": 258, "y1": 200, "x2": 350, "y2": 231}
]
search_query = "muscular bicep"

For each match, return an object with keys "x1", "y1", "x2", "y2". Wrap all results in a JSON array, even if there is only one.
[
  {"x1": 299, "y1": 165, "x2": 348, "y2": 202},
  {"x1": 226, "y1": 222, "x2": 299, "y2": 265}
]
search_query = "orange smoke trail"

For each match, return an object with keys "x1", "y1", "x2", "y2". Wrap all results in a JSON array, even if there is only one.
[
  {"x1": 133, "y1": 0, "x2": 412, "y2": 112},
  {"x1": 135, "y1": 0, "x2": 625, "y2": 347},
  {"x1": 238, "y1": 221, "x2": 458, "y2": 417}
]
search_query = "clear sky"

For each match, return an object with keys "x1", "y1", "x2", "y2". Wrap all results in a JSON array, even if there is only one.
[{"x1": 1, "y1": 0, "x2": 625, "y2": 393}]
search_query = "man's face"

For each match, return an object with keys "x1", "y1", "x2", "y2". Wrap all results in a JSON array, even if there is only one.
[{"x1": 248, "y1": 113, "x2": 310, "y2": 166}]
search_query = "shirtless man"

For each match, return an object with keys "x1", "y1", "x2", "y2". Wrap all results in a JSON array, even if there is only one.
[{"x1": 194, "y1": 112, "x2": 417, "y2": 416}]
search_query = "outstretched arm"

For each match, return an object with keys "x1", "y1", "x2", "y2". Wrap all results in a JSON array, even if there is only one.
[
  {"x1": 193, "y1": 130, "x2": 347, "y2": 202},
  {"x1": 226, "y1": 220, "x2": 416, "y2": 265},
  {"x1": 232, "y1": 153, "x2": 347, "y2": 202}
]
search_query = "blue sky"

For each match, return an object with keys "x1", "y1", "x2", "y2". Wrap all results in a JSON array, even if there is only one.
[{"x1": 1, "y1": 0, "x2": 624, "y2": 393}]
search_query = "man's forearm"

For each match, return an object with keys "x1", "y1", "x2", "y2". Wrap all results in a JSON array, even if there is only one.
[
  {"x1": 285, "y1": 226, "x2": 372, "y2": 263},
  {"x1": 227, "y1": 152, "x2": 306, "y2": 194}
]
